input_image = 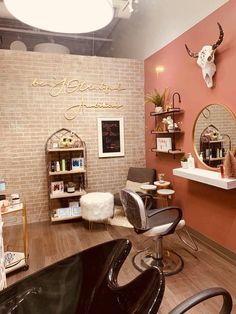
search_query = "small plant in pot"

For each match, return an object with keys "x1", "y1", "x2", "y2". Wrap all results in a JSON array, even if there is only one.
[
  {"x1": 145, "y1": 88, "x2": 168, "y2": 113},
  {"x1": 181, "y1": 155, "x2": 188, "y2": 169}
]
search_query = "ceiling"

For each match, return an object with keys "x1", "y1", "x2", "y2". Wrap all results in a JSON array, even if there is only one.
[
  {"x1": 0, "y1": 0, "x2": 134, "y2": 56},
  {"x1": 0, "y1": 0, "x2": 229, "y2": 59}
]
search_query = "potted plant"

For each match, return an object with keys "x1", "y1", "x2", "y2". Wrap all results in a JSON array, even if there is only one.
[
  {"x1": 181, "y1": 155, "x2": 188, "y2": 169},
  {"x1": 145, "y1": 88, "x2": 168, "y2": 113}
]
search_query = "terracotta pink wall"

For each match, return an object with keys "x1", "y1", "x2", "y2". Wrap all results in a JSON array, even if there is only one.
[{"x1": 145, "y1": 0, "x2": 236, "y2": 253}]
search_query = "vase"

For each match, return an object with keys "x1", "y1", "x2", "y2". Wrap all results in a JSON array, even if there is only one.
[
  {"x1": 181, "y1": 161, "x2": 188, "y2": 169},
  {"x1": 155, "y1": 106, "x2": 163, "y2": 114}
]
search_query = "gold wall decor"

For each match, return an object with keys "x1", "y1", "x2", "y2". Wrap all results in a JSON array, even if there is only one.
[
  {"x1": 64, "y1": 96, "x2": 124, "y2": 120},
  {"x1": 32, "y1": 78, "x2": 126, "y2": 97}
]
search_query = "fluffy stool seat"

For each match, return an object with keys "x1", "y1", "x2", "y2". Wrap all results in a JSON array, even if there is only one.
[{"x1": 80, "y1": 192, "x2": 114, "y2": 222}]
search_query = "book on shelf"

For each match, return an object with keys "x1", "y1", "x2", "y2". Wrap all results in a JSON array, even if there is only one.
[{"x1": 54, "y1": 206, "x2": 81, "y2": 218}]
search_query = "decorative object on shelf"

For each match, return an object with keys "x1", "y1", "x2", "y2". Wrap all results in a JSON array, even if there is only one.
[
  {"x1": 71, "y1": 157, "x2": 84, "y2": 170},
  {"x1": 10, "y1": 193, "x2": 21, "y2": 208},
  {"x1": 224, "y1": 149, "x2": 236, "y2": 178},
  {"x1": 66, "y1": 182, "x2": 76, "y2": 193},
  {"x1": 145, "y1": 88, "x2": 169, "y2": 113},
  {"x1": 156, "y1": 137, "x2": 172, "y2": 153},
  {"x1": 181, "y1": 155, "x2": 189, "y2": 169},
  {"x1": 47, "y1": 129, "x2": 83, "y2": 150},
  {"x1": 158, "y1": 173, "x2": 165, "y2": 183},
  {"x1": 51, "y1": 181, "x2": 64, "y2": 195},
  {"x1": 97, "y1": 117, "x2": 124, "y2": 158},
  {"x1": 0, "y1": 200, "x2": 9, "y2": 213},
  {"x1": 162, "y1": 116, "x2": 179, "y2": 132},
  {"x1": 185, "y1": 22, "x2": 224, "y2": 88}
]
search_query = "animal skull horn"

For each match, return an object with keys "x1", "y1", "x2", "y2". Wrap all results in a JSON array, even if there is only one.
[
  {"x1": 212, "y1": 22, "x2": 224, "y2": 50},
  {"x1": 185, "y1": 22, "x2": 224, "y2": 88}
]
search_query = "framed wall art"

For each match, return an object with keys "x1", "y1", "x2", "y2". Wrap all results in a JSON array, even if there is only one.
[
  {"x1": 71, "y1": 157, "x2": 84, "y2": 170},
  {"x1": 97, "y1": 117, "x2": 124, "y2": 158},
  {"x1": 51, "y1": 181, "x2": 64, "y2": 195},
  {"x1": 156, "y1": 137, "x2": 172, "y2": 152}
]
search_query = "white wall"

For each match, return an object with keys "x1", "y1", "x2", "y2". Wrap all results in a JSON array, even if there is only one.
[{"x1": 105, "y1": 0, "x2": 228, "y2": 59}]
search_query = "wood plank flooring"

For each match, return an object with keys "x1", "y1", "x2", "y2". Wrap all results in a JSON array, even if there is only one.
[{"x1": 3, "y1": 220, "x2": 236, "y2": 313}]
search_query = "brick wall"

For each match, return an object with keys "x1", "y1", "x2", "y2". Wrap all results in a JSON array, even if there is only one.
[{"x1": 0, "y1": 50, "x2": 145, "y2": 225}]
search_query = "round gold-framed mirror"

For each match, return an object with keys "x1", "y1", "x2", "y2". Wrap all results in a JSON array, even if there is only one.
[{"x1": 193, "y1": 104, "x2": 236, "y2": 169}]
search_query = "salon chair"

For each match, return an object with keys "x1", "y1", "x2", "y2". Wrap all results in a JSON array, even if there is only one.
[
  {"x1": 114, "y1": 167, "x2": 156, "y2": 207},
  {"x1": 0, "y1": 239, "x2": 232, "y2": 314},
  {"x1": 0, "y1": 239, "x2": 164, "y2": 314},
  {"x1": 120, "y1": 188, "x2": 186, "y2": 275}
]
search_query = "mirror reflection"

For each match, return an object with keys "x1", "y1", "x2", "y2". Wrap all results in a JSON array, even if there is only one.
[{"x1": 193, "y1": 104, "x2": 236, "y2": 168}]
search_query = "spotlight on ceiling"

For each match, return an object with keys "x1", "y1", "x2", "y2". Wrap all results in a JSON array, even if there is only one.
[{"x1": 4, "y1": 0, "x2": 114, "y2": 34}]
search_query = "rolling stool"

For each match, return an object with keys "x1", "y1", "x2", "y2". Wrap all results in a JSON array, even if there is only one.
[{"x1": 156, "y1": 189, "x2": 175, "y2": 207}]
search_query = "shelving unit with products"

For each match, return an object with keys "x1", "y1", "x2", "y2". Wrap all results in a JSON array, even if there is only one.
[
  {"x1": 150, "y1": 108, "x2": 185, "y2": 156},
  {"x1": 200, "y1": 124, "x2": 231, "y2": 168},
  {"x1": 45, "y1": 128, "x2": 87, "y2": 222},
  {"x1": 2, "y1": 203, "x2": 29, "y2": 275}
]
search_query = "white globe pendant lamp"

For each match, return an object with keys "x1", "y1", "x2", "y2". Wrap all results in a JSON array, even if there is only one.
[{"x1": 4, "y1": 0, "x2": 114, "y2": 33}]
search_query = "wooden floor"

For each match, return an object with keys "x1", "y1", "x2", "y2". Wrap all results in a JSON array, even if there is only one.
[{"x1": 3, "y1": 220, "x2": 236, "y2": 313}]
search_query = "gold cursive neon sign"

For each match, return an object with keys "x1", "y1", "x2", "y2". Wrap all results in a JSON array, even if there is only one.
[
  {"x1": 64, "y1": 96, "x2": 124, "y2": 120},
  {"x1": 32, "y1": 78, "x2": 126, "y2": 97}
]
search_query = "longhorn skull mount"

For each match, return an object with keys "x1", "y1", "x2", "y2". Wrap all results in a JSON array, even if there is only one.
[{"x1": 185, "y1": 22, "x2": 224, "y2": 88}]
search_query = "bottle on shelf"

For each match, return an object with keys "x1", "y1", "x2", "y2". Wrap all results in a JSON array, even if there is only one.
[
  {"x1": 50, "y1": 161, "x2": 55, "y2": 172},
  {"x1": 56, "y1": 161, "x2": 60, "y2": 172},
  {"x1": 187, "y1": 153, "x2": 195, "y2": 169},
  {"x1": 61, "y1": 159, "x2": 66, "y2": 171},
  {"x1": 66, "y1": 159, "x2": 71, "y2": 171},
  {"x1": 199, "y1": 152, "x2": 203, "y2": 162},
  {"x1": 222, "y1": 148, "x2": 225, "y2": 157}
]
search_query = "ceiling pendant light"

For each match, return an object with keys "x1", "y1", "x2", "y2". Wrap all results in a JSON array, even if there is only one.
[{"x1": 4, "y1": 0, "x2": 114, "y2": 34}]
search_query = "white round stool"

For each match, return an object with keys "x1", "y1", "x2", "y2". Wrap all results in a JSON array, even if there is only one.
[
  {"x1": 80, "y1": 192, "x2": 114, "y2": 230},
  {"x1": 157, "y1": 189, "x2": 175, "y2": 207}
]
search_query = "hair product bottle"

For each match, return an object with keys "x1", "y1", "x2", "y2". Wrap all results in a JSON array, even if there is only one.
[{"x1": 188, "y1": 153, "x2": 195, "y2": 169}]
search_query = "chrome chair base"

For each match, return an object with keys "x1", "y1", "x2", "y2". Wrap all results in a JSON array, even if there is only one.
[{"x1": 133, "y1": 249, "x2": 184, "y2": 276}]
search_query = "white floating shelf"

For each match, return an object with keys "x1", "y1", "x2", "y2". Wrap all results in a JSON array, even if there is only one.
[{"x1": 173, "y1": 168, "x2": 236, "y2": 190}]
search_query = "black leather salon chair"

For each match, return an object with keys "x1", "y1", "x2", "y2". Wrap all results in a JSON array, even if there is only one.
[
  {"x1": 0, "y1": 239, "x2": 164, "y2": 314},
  {"x1": 120, "y1": 188, "x2": 185, "y2": 275},
  {"x1": 0, "y1": 239, "x2": 232, "y2": 313},
  {"x1": 114, "y1": 167, "x2": 156, "y2": 206}
]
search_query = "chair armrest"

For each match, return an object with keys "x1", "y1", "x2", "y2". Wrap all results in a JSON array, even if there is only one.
[
  {"x1": 109, "y1": 267, "x2": 165, "y2": 314},
  {"x1": 147, "y1": 206, "x2": 183, "y2": 236},
  {"x1": 168, "y1": 287, "x2": 233, "y2": 314},
  {"x1": 138, "y1": 192, "x2": 154, "y2": 211}
]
